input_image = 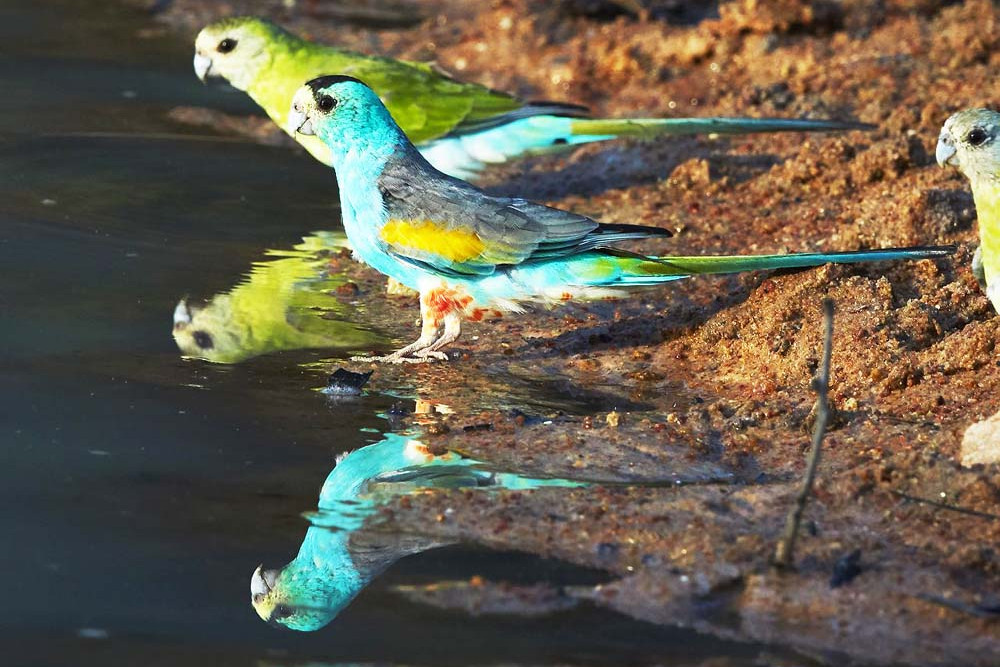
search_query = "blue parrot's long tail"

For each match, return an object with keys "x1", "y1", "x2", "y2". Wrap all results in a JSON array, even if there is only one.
[
  {"x1": 504, "y1": 246, "x2": 955, "y2": 301},
  {"x1": 606, "y1": 245, "x2": 956, "y2": 286},
  {"x1": 419, "y1": 113, "x2": 872, "y2": 179}
]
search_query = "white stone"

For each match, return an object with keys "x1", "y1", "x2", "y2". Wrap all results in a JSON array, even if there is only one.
[{"x1": 960, "y1": 411, "x2": 1000, "y2": 466}]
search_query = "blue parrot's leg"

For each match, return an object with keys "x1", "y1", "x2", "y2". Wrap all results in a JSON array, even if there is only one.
[
  {"x1": 353, "y1": 289, "x2": 458, "y2": 363},
  {"x1": 419, "y1": 311, "x2": 462, "y2": 356}
]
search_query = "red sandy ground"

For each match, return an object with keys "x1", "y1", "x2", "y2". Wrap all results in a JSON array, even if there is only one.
[{"x1": 153, "y1": 1, "x2": 1000, "y2": 663}]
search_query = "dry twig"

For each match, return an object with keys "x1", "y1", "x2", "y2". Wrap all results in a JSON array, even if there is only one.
[
  {"x1": 773, "y1": 298, "x2": 834, "y2": 568},
  {"x1": 891, "y1": 491, "x2": 1000, "y2": 521}
]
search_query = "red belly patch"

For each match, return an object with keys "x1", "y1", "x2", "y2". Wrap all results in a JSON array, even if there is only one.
[
  {"x1": 425, "y1": 287, "x2": 474, "y2": 321},
  {"x1": 423, "y1": 287, "x2": 506, "y2": 325}
]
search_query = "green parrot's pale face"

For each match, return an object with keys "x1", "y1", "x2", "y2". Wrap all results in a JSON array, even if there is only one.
[
  {"x1": 194, "y1": 17, "x2": 279, "y2": 91},
  {"x1": 937, "y1": 108, "x2": 1000, "y2": 184},
  {"x1": 172, "y1": 296, "x2": 249, "y2": 363}
]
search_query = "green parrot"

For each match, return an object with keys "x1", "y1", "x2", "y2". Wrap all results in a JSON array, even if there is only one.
[
  {"x1": 250, "y1": 431, "x2": 581, "y2": 631},
  {"x1": 193, "y1": 16, "x2": 872, "y2": 179},
  {"x1": 937, "y1": 108, "x2": 1000, "y2": 310},
  {"x1": 172, "y1": 232, "x2": 381, "y2": 362}
]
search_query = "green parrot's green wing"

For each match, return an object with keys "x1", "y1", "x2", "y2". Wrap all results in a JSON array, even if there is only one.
[
  {"x1": 253, "y1": 37, "x2": 526, "y2": 145},
  {"x1": 321, "y1": 54, "x2": 526, "y2": 143}
]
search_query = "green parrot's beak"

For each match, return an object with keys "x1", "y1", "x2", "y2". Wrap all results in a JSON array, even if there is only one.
[
  {"x1": 173, "y1": 299, "x2": 191, "y2": 327},
  {"x1": 193, "y1": 53, "x2": 213, "y2": 83},
  {"x1": 936, "y1": 132, "x2": 957, "y2": 167}
]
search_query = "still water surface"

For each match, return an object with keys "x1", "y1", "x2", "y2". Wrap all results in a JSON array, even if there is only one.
[{"x1": 1, "y1": 2, "x2": 761, "y2": 664}]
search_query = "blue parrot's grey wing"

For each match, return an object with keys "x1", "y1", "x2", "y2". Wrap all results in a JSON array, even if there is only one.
[
  {"x1": 376, "y1": 154, "x2": 672, "y2": 276},
  {"x1": 370, "y1": 464, "x2": 496, "y2": 489},
  {"x1": 374, "y1": 154, "x2": 600, "y2": 275}
]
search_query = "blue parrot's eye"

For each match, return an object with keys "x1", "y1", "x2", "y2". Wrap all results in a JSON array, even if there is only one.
[
  {"x1": 317, "y1": 95, "x2": 337, "y2": 112},
  {"x1": 967, "y1": 127, "x2": 990, "y2": 147},
  {"x1": 273, "y1": 604, "x2": 293, "y2": 619},
  {"x1": 217, "y1": 38, "x2": 237, "y2": 53},
  {"x1": 192, "y1": 331, "x2": 214, "y2": 349}
]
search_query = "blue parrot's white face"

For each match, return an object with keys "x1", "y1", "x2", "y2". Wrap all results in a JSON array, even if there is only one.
[
  {"x1": 251, "y1": 562, "x2": 347, "y2": 632},
  {"x1": 289, "y1": 76, "x2": 395, "y2": 151}
]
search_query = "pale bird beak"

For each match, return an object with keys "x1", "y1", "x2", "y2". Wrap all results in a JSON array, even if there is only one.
[
  {"x1": 193, "y1": 52, "x2": 213, "y2": 82},
  {"x1": 251, "y1": 564, "x2": 279, "y2": 598},
  {"x1": 936, "y1": 133, "x2": 957, "y2": 167},
  {"x1": 173, "y1": 299, "x2": 191, "y2": 327},
  {"x1": 288, "y1": 105, "x2": 314, "y2": 136}
]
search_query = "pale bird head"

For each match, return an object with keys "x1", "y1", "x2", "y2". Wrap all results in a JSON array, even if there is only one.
[
  {"x1": 193, "y1": 17, "x2": 284, "y2": 90},
  {"x1": 937, "y1": 108, "x2": 1000, "y2": 184},
  {"x1": 250, "y1": 563, "x2": 344, "y2": 632},
  {"x1": 289, "y1": 75, "x2": 389, "y2": 144},
  {"x1": 171, "y1": 296, "x2": 251, "y2": 363}
]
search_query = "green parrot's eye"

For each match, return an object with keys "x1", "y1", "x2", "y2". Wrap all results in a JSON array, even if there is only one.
[
  {"x1": 217, "y1": 38, "x2": 237, "y2": 53},
  {"x1": 273, "y1": 604, "x2": 294, "y2": 619},
  {"x1": 967, "y1": 127, "x2": 990, "y2": 147},
  {"x1": 317, "y1": 95, "x2": 337, "y2": 112},
  {"x1": 192, "y1": 330, "x2": 214, "y2": 349}
]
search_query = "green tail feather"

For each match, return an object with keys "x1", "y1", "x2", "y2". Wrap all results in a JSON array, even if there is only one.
[
  {"x1": 570, "y1": 116, "x2": 874, "y2": 139},
  {"x1": 624, "y1": 245, "x2": 956, "y2": 281}
]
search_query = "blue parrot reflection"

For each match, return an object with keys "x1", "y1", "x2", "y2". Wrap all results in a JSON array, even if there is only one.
[{"x1": 250, "y1": 430, "x2": 581, "y2": 631}]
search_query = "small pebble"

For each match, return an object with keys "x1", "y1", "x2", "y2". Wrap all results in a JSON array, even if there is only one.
[
  {"x1": 830, "y1": 549, "x2": 863, "y2": 588},
  {"x1": 323, "y1": 368, "x2": 372, "y2": 395}
]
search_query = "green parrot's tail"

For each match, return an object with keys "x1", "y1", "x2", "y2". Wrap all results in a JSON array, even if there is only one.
[
  {"x1": 424, "y1": 113, "x2": 874, "y2": 179},
  {"x1": 612, "y1": 245, "x2": 956, "y2": 285},
  {"x1": 569, "y1": 116, "x2": 874, "y2": 139}
]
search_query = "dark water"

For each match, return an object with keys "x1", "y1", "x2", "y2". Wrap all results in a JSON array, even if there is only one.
[{"x1": 1, "y1": 2, "x2": 761, "y2": 665}]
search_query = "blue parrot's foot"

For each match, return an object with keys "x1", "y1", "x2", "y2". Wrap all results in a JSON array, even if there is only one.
[
  {"x1": 411, "y1": 349, "x2": 450, "y2": 362},
  {"x1": 352, "y1": 308, "x2": 461, "y2": 364},
  {"x1": 353, "y1": 309, "x2": 462, "y2": 364}
]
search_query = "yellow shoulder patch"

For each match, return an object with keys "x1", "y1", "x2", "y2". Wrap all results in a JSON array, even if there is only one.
[{"x1": 381, "y1": 219, "x2": 485, "y2": 263}]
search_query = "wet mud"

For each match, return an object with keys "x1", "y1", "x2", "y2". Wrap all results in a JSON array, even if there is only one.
[{"x1": 147, "y1": 0, "x2": 1000, "y2": 664}]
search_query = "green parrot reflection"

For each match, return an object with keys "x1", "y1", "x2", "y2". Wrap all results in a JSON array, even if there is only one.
[
  {"x1": 172, "y1": 232, "x2": 382, "y2": 363},
  {"x1": 250, "y1": 429, "x2": 582, "y2": 631}
]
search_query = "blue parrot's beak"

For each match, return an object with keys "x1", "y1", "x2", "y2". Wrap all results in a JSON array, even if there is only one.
[
  {"x1": 193, "y1": 52, "x2": 213, "y2": 82},
  {"x1": 251, "y1": 564, "x2": 278, "y2": 599},
  {"x1": 936, "y1": 133, "x2": 957, "y2": 167},
  {"x1": 289, "y1": 106, "x2": 314, "y2": 136}
]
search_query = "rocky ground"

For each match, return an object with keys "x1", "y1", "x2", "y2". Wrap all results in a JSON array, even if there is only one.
[{"x1": 147, "y1": 1, "x2": 999, "y2": 664}]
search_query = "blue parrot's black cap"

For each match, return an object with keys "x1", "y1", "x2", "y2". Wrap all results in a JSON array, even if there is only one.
[{"x1": 306, "y1": 75, "x2": 368, "y2": 93}]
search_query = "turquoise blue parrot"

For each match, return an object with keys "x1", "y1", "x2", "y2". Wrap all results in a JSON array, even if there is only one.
[
  {"x1": 194, "y1": 17, "x2": 872, "y2": 179},
  {"x1": 250, "y1": 431, "x2": 580, "y2": 631},
  {"x1": 288, "y1": 75, "x2": 955, "y2": 363}
]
